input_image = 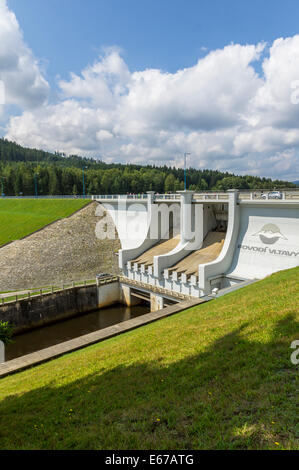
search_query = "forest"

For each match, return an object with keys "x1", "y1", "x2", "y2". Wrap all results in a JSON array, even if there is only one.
[{"x1": 0, "y1": 138, "x2": 295, "y2": 196}]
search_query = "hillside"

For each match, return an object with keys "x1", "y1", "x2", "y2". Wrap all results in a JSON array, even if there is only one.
[
  {"x1": 0, "y1": 202, "x2": 120, "y2": 290},
  {"x1": 0, "y1": 199, "x2": 90, "y2": 246},
  {"x1": 0, "y1": 138, "x2": 295, "y2": 195},
  {"x1": 0, "y1": 267, "x2": 298, "y2": 450}
]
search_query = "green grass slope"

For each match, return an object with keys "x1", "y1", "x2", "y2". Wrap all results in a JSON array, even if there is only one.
[
  {"x1": 0, "y1": 267, "x2": 298, "y2": 450},
  {"x1": 0, "y1": 199, "x2": 90, "y2": 246}
]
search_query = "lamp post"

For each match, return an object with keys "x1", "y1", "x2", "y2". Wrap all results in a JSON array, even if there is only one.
[
  {"x1": 1, "y1": 177, "x2": 5, "y2": 197},
  {"x1": 34, "y1": 173, "x2": 38, "y2": 197},
  {"x1": 184, "y1": 153, "x2": 191, "y2": 190},
  {"x1": 82, "y1": 166, "x2": 88, "y2": 198},
  {"x1": 34, "y1": 155, "x2": 39, "y2": 197}
]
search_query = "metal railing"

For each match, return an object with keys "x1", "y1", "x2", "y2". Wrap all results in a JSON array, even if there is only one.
[
  {"x1": 119, "y1": 276, "x2": 193, "y2": 301},
  {"x1": 93, "y1": 190, "x2": 299, "y2": 203},
  {"x1": 193, "y1": 193, "x2": 229, "y2": 201},
  {"x1": 154, "y1": 194, "x2": 181, "y2": 201},
  {"x1": 92, "y1": 194, "x2": 148, "y2": 201},
  {"x1": 1, "y1": 195, "x2": 92, "y2": 199},
  {"x1": 238, "y1": 191, "x2": 299, "y2": 201},
  {"x1": 0, "y1": 279, "x2": 97, "y2": 305}
]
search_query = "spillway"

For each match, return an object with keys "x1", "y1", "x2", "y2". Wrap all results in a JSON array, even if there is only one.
[
  {"x1": 131, "y1": 235, "x2": 180, "y2": 269},
  {"x1": 167, "y1": 231, "x2": 226, "y2": 279},
  {"x1": 93, "y1": 189, "x2": 299, "y2": 299}
]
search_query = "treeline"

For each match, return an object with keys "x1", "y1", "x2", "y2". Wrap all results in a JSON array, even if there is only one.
[{"x1": 0, "y1": 138, "x2": 295, "y2": 196}]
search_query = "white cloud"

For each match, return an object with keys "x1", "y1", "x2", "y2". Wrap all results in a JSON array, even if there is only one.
[
  {"x1": 59, "y1": 48, "x2": 130, "y2": 108},
  {"x1": 0, "y1": 0, "x2": 49, "y2": 110},
  {"x1": 2, "y1": 1, "x2": 299, "y2": 181}
]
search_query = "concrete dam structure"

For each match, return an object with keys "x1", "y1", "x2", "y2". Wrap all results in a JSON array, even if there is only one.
[{"x1": 93, "y1": 189, "x2": 299, "y2": 303}]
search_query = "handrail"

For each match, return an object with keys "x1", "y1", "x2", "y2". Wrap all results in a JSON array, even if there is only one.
[
  {"x1": 93, "y1": 190, "x2": 299, "y2": 203},
  {"x1": 92, "y1": 194, "x2": 148, "y2": 200},
  {"x1": 0, "y1": 279, "x2": 98, "y2": 305},
  {"x1": 119, "y1": 276, "x2": 192, "y2": 301}
]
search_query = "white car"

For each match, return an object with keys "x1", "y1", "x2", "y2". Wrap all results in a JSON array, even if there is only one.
[
  {"x1": 96, "y1": 273, "x2": 111, "y2": 280},
  {"x1": 261, "y1": 191, "x2": 283, "y2": 200}
]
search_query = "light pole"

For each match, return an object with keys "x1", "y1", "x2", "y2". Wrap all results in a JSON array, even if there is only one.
[
  {"x1": 34, "y1": 173, "x2": 38, "y2": 197},
  {"x1": 82, "y1": 166, "x2": 88, "y2": 198},
  {"x1": 1, "y1": 177, "x2": 5, "y2": 197},
  {"x1": 184, "y1": 153, "x2": 191, "y2": 190},
  {"x1": 34, "y1": 155, "x2": 39, "y2": 197}
]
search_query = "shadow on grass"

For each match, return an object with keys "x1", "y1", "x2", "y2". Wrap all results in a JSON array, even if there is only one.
[{"x1": 0, "y1": 314, "x2": 298, "y2": 450}]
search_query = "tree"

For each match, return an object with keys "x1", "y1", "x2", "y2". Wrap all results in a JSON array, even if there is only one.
[
  {"x1": 0, "y1": 321, "x2": 13, "y2": 345},
  {"x1": 164, "y1": 174, "x2": 176, "y2": 192},
  {"x1": 49, "y1": 167, "x2": 60, "y2": 195},
  {"x1": 0, "y1": 137, "x2": 295, "y2": 196}
]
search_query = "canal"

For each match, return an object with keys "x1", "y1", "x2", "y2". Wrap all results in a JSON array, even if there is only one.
[{"x1": 6, "y1": 303, "x2": 149, "y2": 361}]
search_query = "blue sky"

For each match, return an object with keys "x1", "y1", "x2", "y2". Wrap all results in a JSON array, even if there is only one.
[
  {"x1": 2, "y1": 0, "x2": 299, "y2": 180},
  {"x1": 8, "y1": 0, "x2": 299, "y2": 81}
]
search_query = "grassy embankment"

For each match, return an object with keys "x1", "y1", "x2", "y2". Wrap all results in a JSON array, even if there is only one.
[
  {"x1": 0, "y1": 199, "x2": 90, "y2": 246},
  {"x1": 0, "y1": 267, "x2": 298, "y2": 450}
]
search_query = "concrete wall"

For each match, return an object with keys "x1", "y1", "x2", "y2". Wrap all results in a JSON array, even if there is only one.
[
  {"x1": 203, "y1": 204, "x2": 218, "y2": 238},
  {"x1": 98, "y1": 281, "x2": 121, "y2": 308},
  {"x1": 199, "y1": 197, "x2": 299, "y2": 292},
  {"x1": 95, "y1": 191, "x2": 299, "y2": 298},
  {"x1": 150, "y1": 293, "x2": 164, "y2": 312},
  {"x1": 0, "y1": 282, "x2": 122, "y2": 334},
  {"x1": 0, "y1": 285, "x2": 99, "y2": 334},
  {"x1": 119, "y1": 198, "x2": 182, "y2": 272},
  {"x1": 154, "y1": 192, "x2": 203, "y2": 277},
  {"x1": 228, "y1": 204, "x2": 299, "y2": 279},
  {"x1": 100, "y1": 194, "x2": 182, "y2": 272},
  {"x1": 100, "y1": 200, "x2": 150, "y2": 251},
  {"x1": 120, "y1": 284, "x2": 143, "y2": 307},
  {"x1": 118, "y1": 195, "x2": 160, "y2": 270},
  {"x1": 198, "y1": 190, "x2": 240, "y2": 292}
]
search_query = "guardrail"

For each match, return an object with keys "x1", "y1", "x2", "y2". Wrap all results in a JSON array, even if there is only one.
[
  {"x1": 193, "y1": 193, "x2": 229, "y2": 201},
  {"x1": 154, "y1": 194, "x2": 181, "y2": 201},
  {"x1": 92, "y1": 194, "x2": 148, "y2": 201},
  {"x1": 93, "y1": 190, "x2": 299, "y2": 203},
  {"x1": 238, "y1": 191, "x2": 299, "y2": 201},
  {"x1": 93, "y1": 193, "x2": 228, "y2": 202},
  {"x1": 119, "y1": 276, "x2": 193, "y2": 301},
  {"x1": 0, "y1": 279, "x2": 97, "y2": 305},
  {"x1": 1, "y1": 195, "x2": 92, "y2": 199}
]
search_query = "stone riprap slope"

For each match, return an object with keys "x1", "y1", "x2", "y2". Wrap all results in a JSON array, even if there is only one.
[{"x1": 0, "y1": 202, "x2": 120, "y2": 291}]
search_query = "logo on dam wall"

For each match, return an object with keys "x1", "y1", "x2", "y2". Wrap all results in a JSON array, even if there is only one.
[
  {"x1": 252, "y1": 224, "x2": 287, "y2": 245},
  {"x1": 238, "y1": 222, "x2": 298, "y2": 258}
]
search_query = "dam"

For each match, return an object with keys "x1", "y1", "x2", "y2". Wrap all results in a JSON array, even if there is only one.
[
  {"x1": 93, "y1": 189, "x2": 299, "y2": 305},
  {"x1": 1, "y1": 189, "x2": 298, "y2": 368}
]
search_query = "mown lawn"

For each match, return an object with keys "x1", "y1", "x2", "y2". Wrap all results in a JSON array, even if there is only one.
[
  {"x1": 0, "y1": 267, "x2": 298, "y2": 450},
  {"x1": 0, "y1": 199, "x2": 90, "y2": 246}
]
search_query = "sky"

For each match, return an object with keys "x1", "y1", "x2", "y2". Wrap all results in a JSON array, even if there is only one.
[{"x1": 1, "y1": 0, "x2": 299, "y2": 180}]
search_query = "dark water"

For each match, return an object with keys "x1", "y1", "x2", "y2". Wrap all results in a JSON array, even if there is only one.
[{"x1": 6, "y1": 303, "x2": 149, "y2": 361}]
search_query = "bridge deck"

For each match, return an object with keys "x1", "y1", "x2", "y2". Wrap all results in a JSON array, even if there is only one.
[
  {"x1": 131, "y1": 235, "x2": 180, "y2": 268},
  {"x1": 168, "y1": 231, "x2": 226, "y2": 277},
  {"x1": 93, "y1": 190, "x2": 299, "y2": 204}
]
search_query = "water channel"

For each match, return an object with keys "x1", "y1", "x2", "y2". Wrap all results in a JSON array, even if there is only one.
[{"x1": 6, "y1": 303, "x2": 149, "y2": 361}]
